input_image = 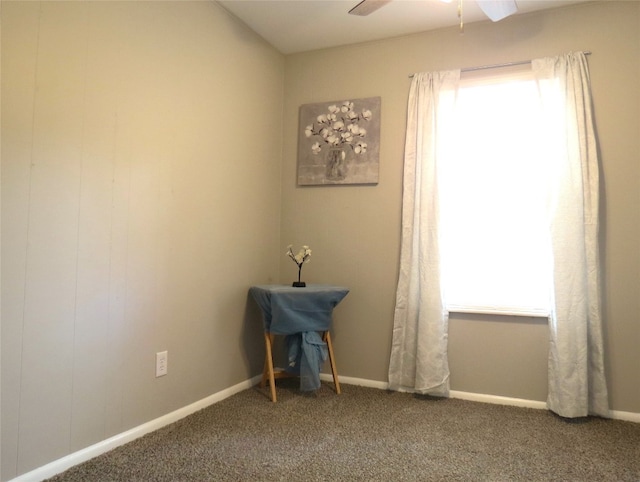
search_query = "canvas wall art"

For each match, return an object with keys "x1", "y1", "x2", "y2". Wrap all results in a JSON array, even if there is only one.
[{"x1": 297, "y1": 97, "x2": 381, "y2": 185}]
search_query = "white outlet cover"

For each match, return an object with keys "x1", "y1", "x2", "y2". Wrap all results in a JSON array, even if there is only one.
[{"x1": 156, "y1": 351, "x2": 168, "y2": 377}]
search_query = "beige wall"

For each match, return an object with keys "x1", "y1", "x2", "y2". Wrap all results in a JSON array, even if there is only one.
[
  {"x1": 282, "y1": 0, "x2": 639, "y2": 411},
  {"x1": 2, "y1": 0, "x2": 639, "y2": 480},
  {"x1": 1, "y1": 1, "x2": 284, "y2": 479}
]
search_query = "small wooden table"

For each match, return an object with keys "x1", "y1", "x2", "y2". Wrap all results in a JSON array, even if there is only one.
[{"x1": 249, "y1": 284, "x2": 349, "y2": 402}]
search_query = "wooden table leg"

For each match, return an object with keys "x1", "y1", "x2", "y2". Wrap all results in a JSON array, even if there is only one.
[
  {"x1": 263, "y1": 332, "x2": 277, "y2": 402},
  {"x1": 261, "y1": 353, "x2": 269, "y2": 388},
  {"x1": 323, "y1": 331, "x2": 341, "y2": 394}
]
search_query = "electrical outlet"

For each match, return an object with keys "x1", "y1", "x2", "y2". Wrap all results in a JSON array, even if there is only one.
[{"x1": 156, "y1": 351, "x2": 168, "y2": 377}]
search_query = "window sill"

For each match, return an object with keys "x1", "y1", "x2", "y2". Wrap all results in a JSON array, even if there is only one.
[{"x1": 446, "y1": 305, "x2": 549, "y2": 318}]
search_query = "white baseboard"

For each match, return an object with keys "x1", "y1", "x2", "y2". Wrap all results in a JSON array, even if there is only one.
[
  {"x1": 449, "y1": 390, "x2": 548, "y2": 410},
  {"x1": 10, "y1": 375, "x2": 262, "y2": 482},
  {"x1": 321, "y1": 374, "x2": 640, "y2": 422},
  {"x1": 609, "y1": 409, "x2": 640, "y2": 423},
  {"x1": 320, "y1": 374, "x2": 548, "y2": 409},
  {"x1": 12, "y1": 374, "x2": 639, "y2": 481},
  {"x1": 450, "y1": 390, "x2": 640, "y2": 423},
  {"x1": 320, "y1": 373, "x2": 389, "y2": 390}
]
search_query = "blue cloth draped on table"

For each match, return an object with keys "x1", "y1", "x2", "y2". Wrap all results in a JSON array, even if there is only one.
[
  {"x1": 285, "y1": 332, "x2": 327, "y2": 390},
  {"x1": 250, "y1": 284, "x2": 349, "y2": 391}
]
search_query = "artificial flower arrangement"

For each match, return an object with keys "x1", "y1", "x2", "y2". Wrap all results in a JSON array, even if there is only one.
[{"x1": 286, "y1": 245, "x2": 311, "y2": 287}]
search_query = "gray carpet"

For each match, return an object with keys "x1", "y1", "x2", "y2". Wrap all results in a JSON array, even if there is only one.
[{"x1": 49, "y1": 380, "x2": 640, "y2": 481}]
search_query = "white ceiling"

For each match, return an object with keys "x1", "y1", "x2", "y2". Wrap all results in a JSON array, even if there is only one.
[{"x1": 217, "y1": 0, "x2": 589, "y2": 54}]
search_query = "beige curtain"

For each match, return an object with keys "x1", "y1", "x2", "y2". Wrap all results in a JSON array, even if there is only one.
[
  {"x1": 388, "y1": 70, "x2": 460, "y2": 396},
  {"x1": 533, "y1": 52, "x2": 609, "y2": 418},
  {"x1": 391, "y1": 52, "x2": 608, "y2": 418}
]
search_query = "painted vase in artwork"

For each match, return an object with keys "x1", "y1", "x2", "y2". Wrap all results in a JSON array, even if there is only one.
[{"x1": 326, "y1": 147, "x2": 347, "y2": 181}]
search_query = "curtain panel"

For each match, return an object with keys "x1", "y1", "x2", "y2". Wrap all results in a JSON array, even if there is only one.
[
  {"x1": 389, "y1": 53, "x2": 608, "y2": 417},
  {"x1": 388, "y1": 70, "x2": 460, "y2": 396},
  {"x1": 533, "y1": 52, "x2": 608, "y2": 418}
]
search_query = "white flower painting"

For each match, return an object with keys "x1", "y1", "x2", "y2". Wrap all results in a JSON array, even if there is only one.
[{"x1": 297, "y1": 97, "x2": 380, "y2": 185}]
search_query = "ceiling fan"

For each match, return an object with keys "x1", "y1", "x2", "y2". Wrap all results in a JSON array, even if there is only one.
[{"x1": 349, "y1": 0, "x2": 518, "y2": 23}]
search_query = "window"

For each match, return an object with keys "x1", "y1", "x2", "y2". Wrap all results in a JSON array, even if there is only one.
[{"x1": 439, "y1": 69, "x2": 552, "y2": 316}]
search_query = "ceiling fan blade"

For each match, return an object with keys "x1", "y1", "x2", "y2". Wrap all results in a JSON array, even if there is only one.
[
  {"x1": 477, "y1": 0, "x2": 518, "y2": 21},
  {"x1": 348, "y1": 0, "x2": 392, "y2": 16}
]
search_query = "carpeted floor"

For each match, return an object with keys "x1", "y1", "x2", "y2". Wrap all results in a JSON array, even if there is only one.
[{"x1": 48, "y1": 380, "x2": 640, "y2": 481}]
